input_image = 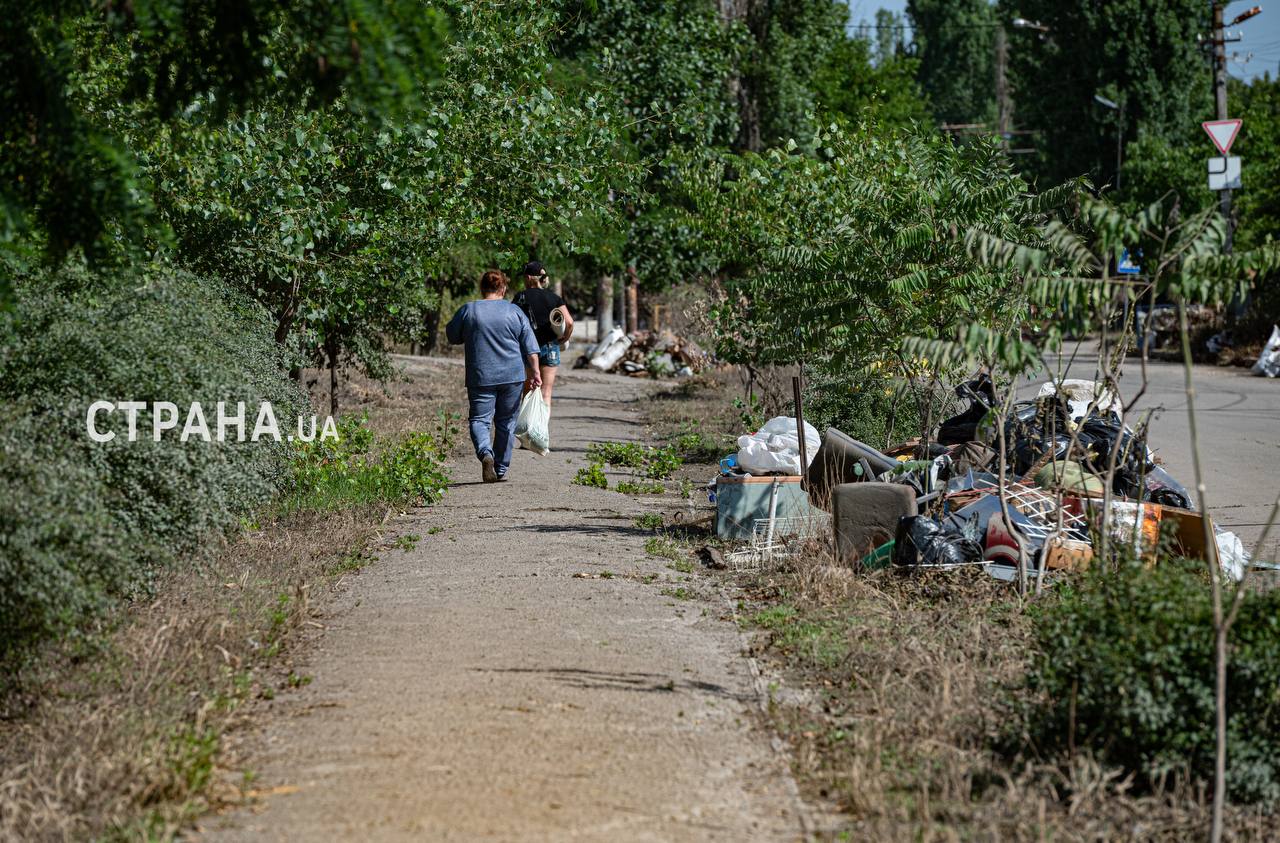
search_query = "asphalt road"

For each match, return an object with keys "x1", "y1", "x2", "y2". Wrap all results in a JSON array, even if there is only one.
[{"x1": 1018, "y1": 355, "x2": 1279, "y2": 560}]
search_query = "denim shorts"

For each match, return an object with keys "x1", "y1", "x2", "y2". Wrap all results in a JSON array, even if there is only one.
[{"x1": 538, "y1": 341, "x2": 561, "y2": 367}]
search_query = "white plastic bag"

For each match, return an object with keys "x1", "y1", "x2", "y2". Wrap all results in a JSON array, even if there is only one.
[
  {"x1": 589, "y1": 326, "x2": 632, "y2": 371},
  {"x1": 1254, "y1": 325, "x2": 1280, "y2": 378},
  {"x1": 515, "y1": 391, "x2": 551, "y2": 455},
  {"x1": 734, "y1": 416, "x2": 821, "y2": 475},
  {"x1": 1037, "y1": 378, "x2": 1121, "y2": 421},
  {"x1": 1215, "y1": 529, "x2": 1249, "y2": 582}
]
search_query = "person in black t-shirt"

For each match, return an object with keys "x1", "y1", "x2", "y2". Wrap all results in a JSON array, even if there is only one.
[{"x1": 511, "y1": 261, "x2": 574, "y2": 406}]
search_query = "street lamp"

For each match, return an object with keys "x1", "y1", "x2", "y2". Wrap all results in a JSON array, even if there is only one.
[
  {"x1": 1011, "y1": 17, "x2": 1050, "y2": 33},
  {"x1": 1094, "y1": 94, "x2": 1125, "y2": 191},
  {"x1": 994, "y1": 19, "x2": 1052, "y2": 153},
  {"x1": 1229, "y1": 6, "x2": 1262, "y2": 26}
]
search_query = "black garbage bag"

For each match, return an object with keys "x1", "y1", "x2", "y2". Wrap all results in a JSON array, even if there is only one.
[
  {"x1": 1144, "y1": 465, "x2": 1194, "y2": 510},
  {"x1": 1000, "y1": 396, "x2": 1077, "y2": 474},
  {"x1": 1011, "y1": 432, "x2": 1073, "y2": 475},
  {"x1": 893, "y1": 515, "x2": 984, "y2": 567},
  {"x1": 938, "y1": 374, "x2": 996, "y2": 445},
  {"x1": 999, "y1": 402, "x2": 1159, "y2": 498},
  {"x1": 1074, "y1": 416, "x2": 1153, "y2": 497}
]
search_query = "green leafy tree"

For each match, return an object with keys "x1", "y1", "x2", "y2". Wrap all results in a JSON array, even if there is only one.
[
  {"x1": 722, "y1": 0, "x2": 847, "y2": 152},
  {"x1": 1115, "y1": 73, "x2": 1280, "y2": 335},
  {"x1": 1003, "y1": 0, "x2": 1211, "y2": 189},
  {"x1": 151, "y1": 0, "x2": 628, "y2": 407},
  {"x1": 812, "y1": 32, "x2": 930, "y2": 130},
  {"x1": 682, "y1": 124, "x2": 1062, "y2": 430},
  {"x1": 873, "y1": 9, "x2": 906, "y2": 65},
  {"x1": 0, "y1": 0, "x2": 448, "y2": 265},
  {"x1": 550, "y1": 0, "x2": 741, "y2": 290},
  {"x1": 906, "y1": 0, "x2": 995, "y2": 127}
]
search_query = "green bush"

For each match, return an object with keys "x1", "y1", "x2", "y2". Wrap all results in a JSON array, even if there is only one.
[
  {"x1": 586, "y1": 442, "x2": 683, "y2": 479},
  {"x1": 0, "y1": 413, "x2": 141, "y2": 661},
  {"x1": 803, "y1": 369, "x2": 923, "y2": 450},
  {"x1": 1019, "y1": 559, "x2": 1280, "y2": 804},
  {"x1": 573, "y1": 461, "x2": 608, "y2": 489},
  {"x1": 0, "y1": 263, "x2": 306, "y2": 668},
  {"x1": 285, "y1": 413, "x2": 455, "y2": 512}
]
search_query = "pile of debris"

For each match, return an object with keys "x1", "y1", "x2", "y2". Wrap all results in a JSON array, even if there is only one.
[
  {"x1": 712, "y1": 374, "x2": 1262, "y2": 583},
  {"x1": 1136, "y1": 303, "x2": 1218, "y2": 353},
  {"x1": 577, "y1": 326, "x2": 712, "y2": 378}
]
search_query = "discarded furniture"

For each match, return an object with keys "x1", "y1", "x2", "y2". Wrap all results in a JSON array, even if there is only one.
[
  {"x1": 806, "y1": 428, "x2": 898, "y2": 510},
  {"x1": 831, "y1": 482, "x2": 917, "y2": 566},
  {"x1": 715, "y1": 474, "x2": 818, "y2": 541}
]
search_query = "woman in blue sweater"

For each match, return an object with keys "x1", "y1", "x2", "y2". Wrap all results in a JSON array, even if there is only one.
[{"x1": 446, "y1": 270, "x2": 542, "y2": 482}]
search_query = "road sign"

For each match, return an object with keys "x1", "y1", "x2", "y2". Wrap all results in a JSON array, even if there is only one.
[
  {"x1": 1208, "y1": 156, "x2": 1242, "y2": 190},
  {"x1": 1118, "y1": 249, "x2": 1141, "y2": 275},
  {"x1": 1202, "y1": 119, "x2": 1243, "y2": 154}
]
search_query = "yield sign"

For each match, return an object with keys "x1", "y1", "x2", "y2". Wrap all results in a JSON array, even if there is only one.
[{"x1": 1202, "y1": 119, "x2": 1243, "y2": 155}]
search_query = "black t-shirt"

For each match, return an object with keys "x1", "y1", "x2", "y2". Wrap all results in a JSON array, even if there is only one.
[{"x1": 512, "y1": 287, "x2": 567, "y2": 346}]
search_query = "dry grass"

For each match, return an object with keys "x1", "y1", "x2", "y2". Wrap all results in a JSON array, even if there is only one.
[
  {"x1": 739, "y1": 550, "x2": 1280, "y2": 841},
  {"x1": 0, "y1": 356, "x2": 465, "y2": 842},
  {"x1": 647, "y1": 368, "x2": 1280, "y2": 842}
]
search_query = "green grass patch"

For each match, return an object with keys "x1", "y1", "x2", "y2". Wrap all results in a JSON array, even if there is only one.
[
  {"x1": 635, "y1": 512, "x2": 664, "y2": 530},
  {"x1": 645, "y1": 535, "x2": 685, "y2": 560},
  {"x1": 673, "y1": 425, "x2": 734, "y2": 464},
  {"x1": 587, "y1": 441, "x2": 683, "y2": 479},
  {"x1": 284, "y1": 413, "x2": 455, "y2": 514},
  {"x1": 749, "y1": 604, "x2": 849, "y2": 670},
  {"x1": 327, "y1": 550, "x2": 372, "y2": 576},
  {"x1": 617, "y1": 480, "x2": 664, "y2": 495},
  {"x1": 573, "y1": 461, "x2": 608, "y2": 489}
]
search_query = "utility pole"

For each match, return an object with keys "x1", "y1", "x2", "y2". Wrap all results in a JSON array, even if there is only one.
[
  {"x1": 1213, "y1": 1, "x2": 1233, "y2": 255},
  {"x1": 994, "y1": 25, "x2": 1010, "y2": 153}
]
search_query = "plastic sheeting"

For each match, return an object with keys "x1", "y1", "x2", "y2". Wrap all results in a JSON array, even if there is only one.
[
  {"x1": 735, "y1": 416, "x2": 821, "y2": 476},
  {"x1": 1254, "y1": 325, "x2": 1280, "y2": 378},
  {"x1": 589, "y1": 327, "x2": 631, "y2": 372}
]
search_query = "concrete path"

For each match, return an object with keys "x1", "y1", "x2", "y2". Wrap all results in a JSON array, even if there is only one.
[{"x1": 200, "y1": 364, "x2": 805, "y2": 841}]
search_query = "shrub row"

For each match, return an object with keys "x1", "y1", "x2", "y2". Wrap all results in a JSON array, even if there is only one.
[
  {"x1": 283, "y1": 413, "x2": 456, "y2": 514},
  {"x1": 1019, "y1": 559, "x2": 1280, "y2": 804},
  {"x1": 0, "y1": 262, "x2": 306, "y2": 670}
]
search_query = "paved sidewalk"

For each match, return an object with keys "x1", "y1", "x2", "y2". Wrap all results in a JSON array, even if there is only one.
[{"x1": 200, "y1": 365, "x2": 805, "y2": 841}]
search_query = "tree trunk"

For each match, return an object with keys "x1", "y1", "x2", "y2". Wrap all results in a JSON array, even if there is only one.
[
  {"x1": 626, "y1": 266, "x2": 640, "y2": 334},
  {"x1": 720, "y1": 0, "x2": 763, "y2": 153},
  {"x1": 617, "y1": 275, "x2": 627, "y2": 335},
  {"x1": 325, "y1": 333, "x2": 340, "y2": 418},
  {"x1": 275, "y1": 273, "x2": 302, "y2": 345},
  {"x1": 597, "y1": 274, "x2": 614, "y2": 338},
  {"x1": 422, "y1": 307, "x2": 441, "y2": 355}
]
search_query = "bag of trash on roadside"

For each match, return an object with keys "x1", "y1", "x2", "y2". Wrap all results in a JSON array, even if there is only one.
[
  {"x1": 892, "y1": 515, "x2": 984, "y2": 568},
  {"x1": 589, "y1": 326, "x2": 632, "y2": 372},
  {"x1": 1254, "y1": 325, "x2": 1280, "y2": 378},
  {"x1": 735, "y1": 416, "x2": 821, "y2": 475},
  {"x1": 515, "y1": 391, "x2": 551, "y2": 455}
]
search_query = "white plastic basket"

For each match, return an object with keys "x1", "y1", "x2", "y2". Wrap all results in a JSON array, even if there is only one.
[{"x1": 726, "y1": 511, "x2": 831, "y2": 571}]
